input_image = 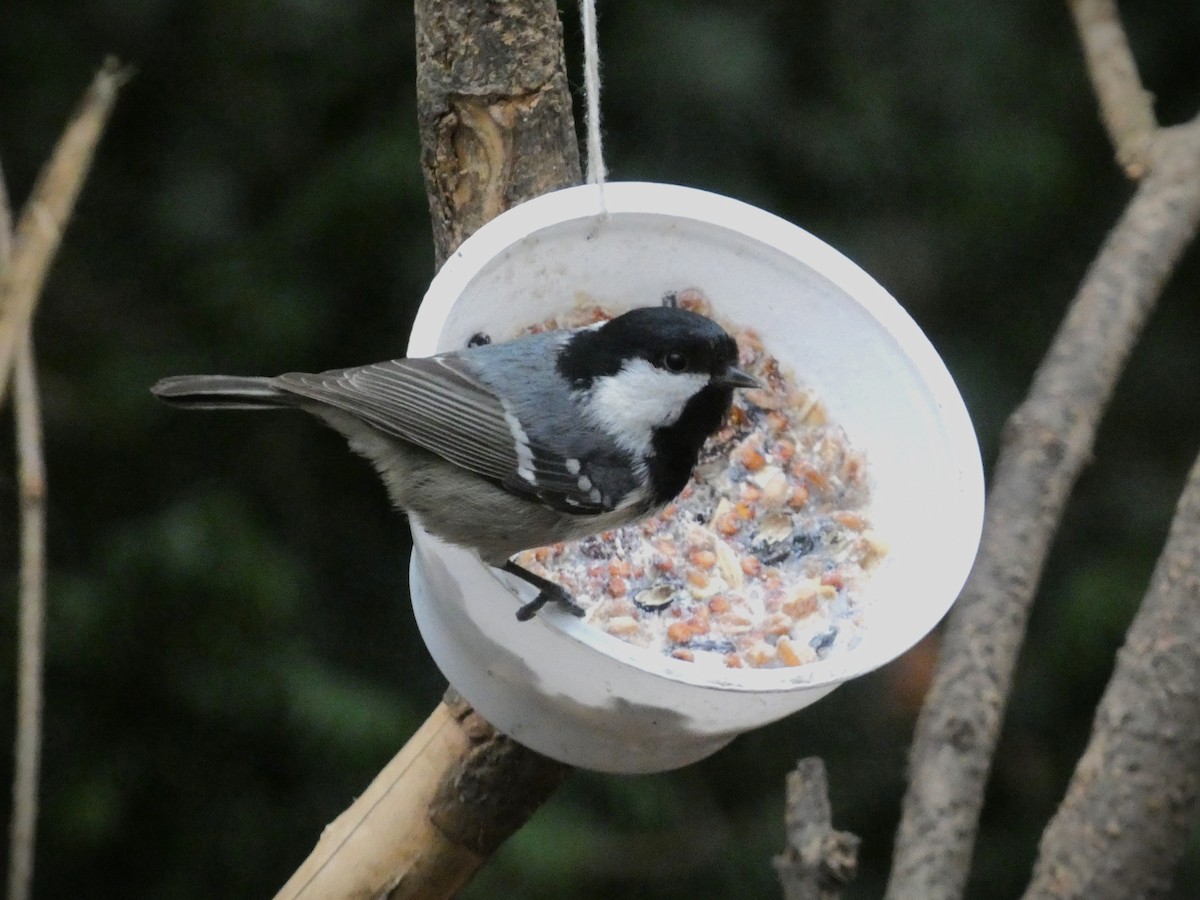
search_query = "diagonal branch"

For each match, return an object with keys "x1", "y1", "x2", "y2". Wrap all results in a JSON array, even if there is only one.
[
  {"x1": 0, "y1": 57, "x2": 128, "y2": 410},
  {"x1": 7, "y1": 337, "x2": 45, "y2": 900},
  {"x1": 273, "y1": 694, "x2": 570, "y2": 900},
  {"x1": 1, "y1": 158, "x2": 48, "y2": 900},
  {"x1": 0, "y1": 58, "x2": 126, "y2": 900},
  {"x1": 1068, "y1": 0, "x2": 1158, "y2": 177},
  {"x1": 1021, "y1": 428, "x2": 1200, "y2": 899},
  {"x1": 885, "y1": 115, "x2": 1200, "y2": 900}
]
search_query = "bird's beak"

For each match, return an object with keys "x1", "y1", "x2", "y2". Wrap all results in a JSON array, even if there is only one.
[{"x1": 716, "y1": 366, "x2": 761, "y2": 390}]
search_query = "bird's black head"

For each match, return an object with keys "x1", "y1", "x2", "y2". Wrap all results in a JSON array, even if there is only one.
[
  {"x1": 557, "y1": 306, "x2": 749, "y2": 389},
  {"x1": 559, "y1": 306, "x2": 759, "y2": 507}
]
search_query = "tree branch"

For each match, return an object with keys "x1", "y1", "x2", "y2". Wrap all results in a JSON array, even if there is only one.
[
  {"x1": 275, "y1": 2, "x2": 580, "y2": 895},
  {"x1": 1, "y1": 158, "x2": 47, "y2": 900},
  {"x1": 0, "y1": 57, "x2": 128, "y2": 409},
  {"x1": 415, "y1": 0, "x2": 581, "y2": 265},
  {"x1": 1021, "y1": 438, "x2": 1200, "y2": 898},
  {"x1": 1068, "y1": 0, "x2": 1157, "y2": 178},
  {"x1": 7, "y1": 337, "x2": 45, "y2": 900},
  {"x1": 886, "y1": 115, "x2": 1200, "y2": 900},
  {"x1": 273, "y1": 695, "x2": 570, "y2": 900},
  {"x1": 1, "y1": 59, "x2": 123, "y2": 898},
  {"x1": 773, "y1": 758, "x2": 860, "y2": 900}
]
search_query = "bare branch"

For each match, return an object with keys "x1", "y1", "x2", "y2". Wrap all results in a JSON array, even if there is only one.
[
  {"x1": 273, "y1": 701, "x2": 479, "y2": 899},
  {"x1": 7, "y1": 338, "x2": 45, "y2": 900},
  {"x1": 886, "y1": 118, "x2": 1200, "y2": 900},
  {"x1": 2, "y1": 156, "x2": 48, "y2": 900},
  {"x1": 415, "y1": 0, "x2": 581, "y2": 264},
  {"x1": 1021, "y1": 369, "x2": 1200, "y2": 899},
  {"x1": 0, "y1": 57, "x2": 128, "y2": 409},
  {"x1": 1068, "y1": 0, "x2": 1158, "y2": 177},
  {"x1": 773, "y1": 758, "x2": 860, "y2": 900},
  {"x1": 0, "y1": 58, "x2": 125, "y2": 900},
  {"x1": 274, "y1": 697, "x2": 568, "y2": 900}
]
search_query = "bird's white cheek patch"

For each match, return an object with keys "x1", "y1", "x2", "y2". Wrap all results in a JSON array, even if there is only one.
[{"x1": 587, "y1": 360, "x2": 709, "y2": 453}]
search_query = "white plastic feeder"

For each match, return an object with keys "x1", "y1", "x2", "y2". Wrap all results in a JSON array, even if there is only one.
[{"x1": 406, "y1": 182, "x2": 984, "y2": 773}]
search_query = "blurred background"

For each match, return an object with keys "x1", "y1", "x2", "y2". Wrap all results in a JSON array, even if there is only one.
[{"x1": 1, "y1": 1, "x2": 1199, "y2": 897}]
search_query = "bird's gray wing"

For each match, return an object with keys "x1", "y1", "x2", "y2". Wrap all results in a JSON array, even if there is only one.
[{"x1": 273, "y1": 355, "x2": 617, "y2": 514}]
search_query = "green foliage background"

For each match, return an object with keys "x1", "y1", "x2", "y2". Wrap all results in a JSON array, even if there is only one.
[{"x1": 1, "y1": 1, "x2": 1199, "y2": 897}]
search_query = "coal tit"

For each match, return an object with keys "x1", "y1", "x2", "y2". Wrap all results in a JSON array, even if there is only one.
[{"x1": 151, "y1": 305, "x2": 758, "y2": 620}]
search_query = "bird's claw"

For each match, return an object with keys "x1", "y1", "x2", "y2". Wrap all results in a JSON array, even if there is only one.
[{"x1": 515, "y1": 584, "x2": 585, "y2": 621}]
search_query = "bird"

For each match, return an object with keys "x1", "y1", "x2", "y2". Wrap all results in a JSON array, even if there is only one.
[{"x1": 151, "y1": 303, "x2": 759, "y2": 620}]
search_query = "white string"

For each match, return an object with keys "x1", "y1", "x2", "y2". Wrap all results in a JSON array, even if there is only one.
[{"x1": 580, "y1": 0, "x2": 608, "y2": 199}]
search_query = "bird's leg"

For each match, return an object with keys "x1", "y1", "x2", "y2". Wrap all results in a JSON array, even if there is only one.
[{"x1": 502, "y1": 560, "x2": 586, "y2": 621}]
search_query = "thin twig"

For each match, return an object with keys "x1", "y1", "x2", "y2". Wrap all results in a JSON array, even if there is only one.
[
  {"x1": 2, "y1": 156, "x2": 48, "y2": 900},
  {"x1": 1022, "y1": 428, "x2": 1200, "y2": 898},
  {"x1": 0, "y1": 57, "x2": 125, "y2": 900},
  {"x1": 0, "y1": 56, "x2": 128, "y2": 409},
  {"x1": 274, "y1": 692, "x2": 569, "y2": 900},
  {"x1": 1068, "y1": 0, "x2": 1158, "y2": 177},
  {"x1": 773, "y1": 758, "x2": 859, "y2": 900},
  {"x1": 885, "y1": 116, "x2": 1200, "y2": 900},
  {"x1": 7, "y1": 338, "x2": 45, "y2": 900}
]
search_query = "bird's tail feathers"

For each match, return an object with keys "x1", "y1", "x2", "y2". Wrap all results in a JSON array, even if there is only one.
[{"x1": 151, "y1": 375, "x2": 292, "y2": 410}]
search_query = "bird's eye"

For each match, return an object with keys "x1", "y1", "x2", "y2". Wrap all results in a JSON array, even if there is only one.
[{"x1": 663, "y1": 351, "x2": 688, "y2": 372}]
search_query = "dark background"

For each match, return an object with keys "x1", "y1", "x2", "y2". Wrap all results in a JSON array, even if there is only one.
[{"x1": 1, "y1": 1, "x2": 1199, "y2": 897}]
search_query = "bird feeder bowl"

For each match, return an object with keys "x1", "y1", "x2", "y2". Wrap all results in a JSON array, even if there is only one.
[{"x1": 406, "y1": 182, "x2": 984, "y2": 773}]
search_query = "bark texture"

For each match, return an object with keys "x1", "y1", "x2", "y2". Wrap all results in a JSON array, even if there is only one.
[
  {"x1": 1022, "y1": 429, "x2": 1200, "y2": 899},
  {"x1": 415, "y1": 0, "x2": 582, "y2": 265},
  {"x1": 773, "y1": 759, "x2": 860, "y2": 900},
  {"x1": 426, "y1": 690, "x2": 572, "y2": 858}
]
